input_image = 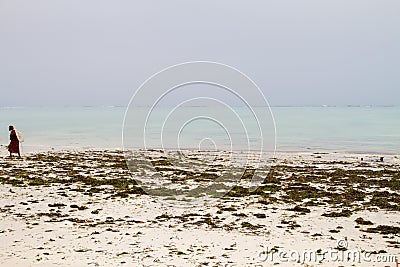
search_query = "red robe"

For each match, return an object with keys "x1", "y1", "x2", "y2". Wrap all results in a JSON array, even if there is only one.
[{"x1": 9, "y1": 130, "x2": 20, "y2": 154}]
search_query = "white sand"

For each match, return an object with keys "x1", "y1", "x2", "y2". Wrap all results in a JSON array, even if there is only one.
[{"x1": 0, "y1": 150, "x2": 399, "y2": 266}]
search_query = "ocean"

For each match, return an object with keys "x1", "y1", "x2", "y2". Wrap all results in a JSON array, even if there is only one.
[{"x1": 0, "y1": 106, "x2": 399, "y2": 154}]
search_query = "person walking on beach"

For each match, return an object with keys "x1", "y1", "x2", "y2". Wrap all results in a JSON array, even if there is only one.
[{"x1": 8, "y1": 125, "x2": 21, "y2": 158}]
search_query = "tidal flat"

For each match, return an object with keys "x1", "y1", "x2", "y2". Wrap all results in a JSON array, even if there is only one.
[{"x1": 0, "y1": 150, "x2": 399, "y2": 266}]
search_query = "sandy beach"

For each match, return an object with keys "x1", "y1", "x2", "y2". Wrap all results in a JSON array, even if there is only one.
[
  {"x1": 0, "y1": 150, "x2": 398, "y2": 266},
  {"x1": 2, "y1": 0, "x2": 400, "y2": 265}
]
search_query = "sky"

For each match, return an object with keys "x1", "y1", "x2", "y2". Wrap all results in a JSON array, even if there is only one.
[{"x1": 0, "y1": 0, "x2": 399, "y2": 107}]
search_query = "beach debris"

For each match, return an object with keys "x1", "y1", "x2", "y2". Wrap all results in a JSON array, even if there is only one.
[
  {"x1": 253, "y1": 213, "x2": 266, "y2": 218},
  {"x1": 322, "y1": 209, "x2": 353, "y2": 218},
  {"x1": 70, "y1": 204, "x2": 88, "y2": 210},
  {"x1": 241, "y1": 221, "x2": 260, "y2": 230},
  {"x1": 363, "y1": 225, "x2": 400, "y2": 235},
  {"x1": 288, "y1": 205, "x2": 311, "y2": 214},
  {"x1": 355, "y1": 217, "x2": 374, "y2": 225}
]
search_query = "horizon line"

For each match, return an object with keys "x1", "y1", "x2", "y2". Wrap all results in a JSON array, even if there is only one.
[{"x1": 0, "y1": 104, "x2": 399, "y2": 109}]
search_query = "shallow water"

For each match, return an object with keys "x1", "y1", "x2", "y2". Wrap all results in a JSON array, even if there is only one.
[{"x1": 0, "y1": 106, "x2": 399, "y2": 154}]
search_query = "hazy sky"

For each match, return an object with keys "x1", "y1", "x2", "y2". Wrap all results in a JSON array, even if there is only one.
[{"x1": 1, "y1": 0, "x2": 399, "y2": 106}]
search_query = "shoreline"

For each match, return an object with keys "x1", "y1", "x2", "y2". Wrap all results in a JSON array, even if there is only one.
[{"x1": 1, "y1": 144, "x2": 398, "y2": 156}]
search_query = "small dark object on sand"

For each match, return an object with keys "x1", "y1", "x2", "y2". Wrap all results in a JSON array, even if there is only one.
[
  {"x1": 380, "y1": 157, "x2": 384, "y2": 162},
  {"x1": 355, "y1": 217, "x2": 373, "y2": 225}
]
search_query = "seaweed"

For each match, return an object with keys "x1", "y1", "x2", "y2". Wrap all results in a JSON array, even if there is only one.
[
  {"x1": 364, "y1": 225, "x2": 400, "y2": 235},
  {"x1": 355, "y1": 217, "x2": 373, "y2": 225},
  {"x1": 322, "y1": 209, "x2": 353, "y2": 218}
]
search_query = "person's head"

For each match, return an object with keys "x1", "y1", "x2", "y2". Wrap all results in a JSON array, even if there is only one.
[{"x1": 8, "y1": 125, "x2": 14, "y2": 131}]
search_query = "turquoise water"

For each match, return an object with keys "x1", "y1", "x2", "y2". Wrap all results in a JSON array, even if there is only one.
[
  {"x1": 0, "y1": 106, "x2": 399, "y2": 154},
  {"x1": 274, "y1": 106, "x2": 400, "y2": 153}
]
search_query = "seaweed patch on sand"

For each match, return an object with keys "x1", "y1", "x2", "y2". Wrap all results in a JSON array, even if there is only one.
[{"x1": 0, "y1": 150, "x2": 399, "y2": 266}]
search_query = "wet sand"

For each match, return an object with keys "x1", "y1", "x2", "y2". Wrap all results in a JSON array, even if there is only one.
[{"x1": 0, "y1": 150, "x2": 399, "y2": 266}]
